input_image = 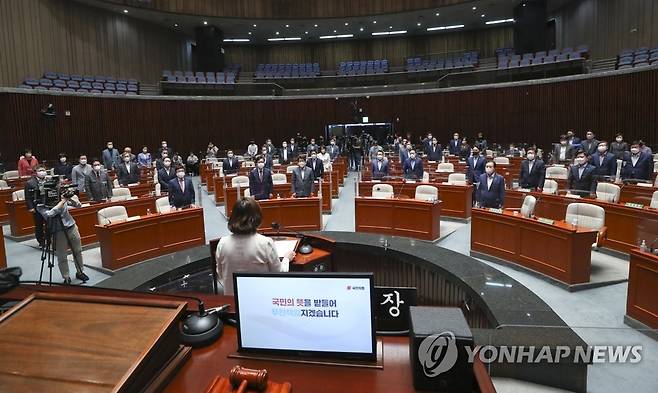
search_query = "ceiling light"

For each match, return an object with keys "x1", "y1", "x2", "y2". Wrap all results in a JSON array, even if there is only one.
[
  {"x1": 314, "y1": 24, "x2": 318, "y2": 27},
  {"x1": 389, "y1": 26, "x2": 393, "y2": 29},
  {"x1": 345, "y1": 22, "x2": 349, "y2": 26},
  {"x1": 253, "y1": 24, "x2": 257, "y2": 27},
  {"x1": 203, "y1": 21, "x2": 208, "y2": 25},
  {"x1": 373, "y1": 20, "x2": 377, "y2": 24},
  {"x1": 223, "y1": 39, "x2": 250, "y2": 42},
  {"x1": 248, "y1": 32, "x2": 252, "y2": 35},
  {"x1": 359, "y1": 27, "x2": 364, "y2": 31},
  {"x1": 285, "y1": 24, "x2": 290, "y2": 28},
  {"x1": 481, "y1": 14, "x2": 485, "y2": 18},
  {"x1": 435, "y1": 12, "x2": 440, "y2": 16},
  {"x1": 123, "y1": 9, "x2": 128, "y2": 13},
  {"x1": 333, "y1": 30, "x2": 337, "y2": 33},
  {"x1": 276, "y1": 31, "x2": 280, "y2": 35},
  {"x1": 173, "y1": 23, "x2": 179, "y2": 27},
  {"x1": 305, "y1": 31, "x2": 309, "y2": 34},
  {"x1": 372, "y1": 30, "x2": 407, "y2": 36},
  {"x1": 267, "y1": 37, "x2": 302, "y2": 42},
  {"x1": 319, "y1": 34, "x2": 354, "y2": 39},
  {"x1": 426, "y1": 24, "x2": 465, "y2": 31},
  {"x1": 485, "y1": 18, "x2": 515, "y2": 25},
  {"x1": 417, "y1": 22, "x2": 422, "y2": 26},
  {"x1": 472, "y1": 6, "x2": 477, "y2": 10}
]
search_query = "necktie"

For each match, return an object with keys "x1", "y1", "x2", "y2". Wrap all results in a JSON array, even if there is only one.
[
  {"x1": 259, "y1": 170, "x2": 263, "y2": 182},
  {"x1": 96, "y1": 171, "x2": 100, "y2": 180},
  {"x1": 301, "y1": 170, "x2": 304, "y2": 180},
  {"x1": 180, "y1": 179, "x2": 185, "y2": 192},
  {"x1": 600, "y1": 157, "x2": 604, "y2": 166},
  {"x1": 378, "y1": 162, "x2": 381, "y2": 171},
  {"x1": 411, "y1": 161, "x2": 415, "y2": 170},
  {"x1": 126, "y1": 164, "x2": 130, "y2": 173}
]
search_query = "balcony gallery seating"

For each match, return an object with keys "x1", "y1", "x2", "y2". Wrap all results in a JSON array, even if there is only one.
[
  {"x1": 337, "y1": 59, "x2": 389, "y2": 76},
  {"x1": 18, "y1": 72, "x2": 139, "y2": 95},
  {"x1": 406, "y1": 51, "x2": 478, "y2": 72},
  {"x1": 497, "y1": 45, "x2": 589, "y2": 69},
  {"x1": 617, "y1": 45, "x2": 658, "y2": 69},
  {"x1": 255, "y1": 63, "x2": 320, "y2": 79},
  {"x1": 162, "y1": 65, "x2": 241, "y2": 85}
]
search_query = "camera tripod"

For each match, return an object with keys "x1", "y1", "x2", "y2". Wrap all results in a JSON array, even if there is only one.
[{"x1": 38, "y1": 215, "x2": 78, "y2": 285}]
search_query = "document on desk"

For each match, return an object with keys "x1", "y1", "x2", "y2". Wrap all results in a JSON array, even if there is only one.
[{"x1": 274, "y1": 239, "x2": 298, "y2": 258}]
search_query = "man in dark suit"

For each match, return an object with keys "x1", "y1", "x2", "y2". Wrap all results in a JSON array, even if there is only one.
[
  {"x1": 306, "y1": 151, "x2": 324, "y2": 180},
  {"x1": 101, "y1": 141, "x2": 119, "y2": 171},
  {"x1": 566, "y1": 129, "x2": 581, "y2": 150},
  {"x1": 568, "y1": 151, "x2": 597, "y2": 198},
  {"x1": 291, "y1": 157, "x2": 314, "y2": 198},
  {"x1": 223, "y1": 150, "x2": 240, "y2": 175},
  {"x1": 260, "y1": 147, "x2": 274, "y2": 169},
  {"x1": 621, "y1": 141, "x2": 653, "y2": 181},
  {"x1": 476, "y1": 161, "x2": 506, "y2": 208},
  {"x1": 448, "y1": 132, "x2": 461, "y2": 155},
  {"x1": 158, "y1": 157, "x2": 176, "y2": 193},
  {"x1": 371, "y1": 151, "x2": 389, "y2": 180},
  {"x1": 518, "y1": 149, "x2": 546, "y2": 190},
  {"x1": 421, "y1": 133, "x2": 433, "y2": 155},
  {"x1": 155, "y1": 151, "x2": 169, "y2": 171},
  {"x1": 158, "y1": 140, "x2": 174, "y2": 158},
  {"x1": 580, "y1": 130, "x2": 599, "y2": 156},
  {"x1": 279, "y1": 141, "x2": 294, "y2": 165},
  {"x1": 289, "y1": 138, "x2": 298, "y2": 159},
  {"x1": 116, "y1": 153, "x2": 140, "y2": 186},
  {"x1": 590, "y1": 141, "x2": 617, "y2": 179},
  {"x1": 327, "y1": 140, "x2": 340, "y2": 160},
  {"x1": 84, "y1": 159, "x2": 113, "y2": 201},
  {"x1": 552, "y1": 135, "x2": 575, "y2": 165},
  {"x1": 168, "y1": 166, "x2": 195, "y2": 208},
  {"x1": 24, "y1": 165, "x2": 49, "y2": 247},
  {"x1": 467, "y1": 147, "x2": 486, "y2": 184},
  {"x1": 426, "y1": 138, "x2": 443, "y2": 161},
  {"x1": 248, "y1": 156, "x2": 273, "y2": 200},
  {"x1": 402, "y1": 149, "x2": 423, "y2": 180},
  {"x1": 399, "y1": 143, "x2": 411, "y2": 163}
]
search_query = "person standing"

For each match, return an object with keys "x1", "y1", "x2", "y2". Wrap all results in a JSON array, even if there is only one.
[
  {"x1": 186, "y1": 151, "x2": 199, "y2": 175},
  {"x1": 101, "y1": 142, "x2": 119, "y2": 170},
  {"x1": 568, "y1": 151, "x2": 597, "y2": 198},
  {"x1": 223, "y1": 150, "x2": 240, "y2": 175},
  {"x1": 168, "y1": 166, "x2": 195, "y2": 208},
  {"x1": 476, "y1": 161, "x2": 506, "y2": 208},
  {"x1": 467, "y1": 147, "x2": 486, "y2": 184},
  {"x1": 580, "y1": 130, "x2": 599, "y2": 156},
  {"x1": 71, "y1": 155, "x2": 92, "y2": 192},
  {"x1": 590, "y1": 141, "x2": 617, "y2": 179},
  {"x1": 18, "y1": 149, "x2": 39, "y2": 177},
  {"x1": 24, "y1": 165, "x2": 48, "y2": 247},
  {"x1": 116, "y1": 153, "x2": 140, "y2": 186},
  {"x1": 621, "y1": 142, "x2": 653, "y2": 181},
  {"x1": 158, "y1": 140, "x2": 173, "y2": 158},
  {"x1": 448, "y1": 133, "x2": 461, "y2": 155},
  {"x1": 138, "y1": 146, "x2": 152, "y2": 168},
  {"x1": 279, "y1": 141, "x2": 293, "y2": 165},
  {"x1": 206, "y1": 142, "x2": 219, "y2": 159},
  {"x1": 246, "y1": 140, "x2": 258, "y2": 158},
  {"x1": 371, "y1": 151, "x2": 389, "y2": 180},
  {"x1": 427, "y1": 138, "x2": 443, "y2": 161},
  {"x1": 158, "y1": 157, "x2": 176, "y2": 193},
  {"x1": 84, "y1": 159, "x2": 113, "y2": 201},
  {"x1": 403, "y1": 149, "x2": 423, "y2": 180},
  {"x1": 53, "y1": 153, "x2": 73, "y2": 180},
  {"x1": 248, "y1": 156, "x2": 273, "y2": 200},
  {"x1": 518, "y1": 149, "x2": 546, "y2": 190},
  {"x1": 306, "y1": 151, "x2": 324, "y2": 180},
  {"x1": 610, "y1": 133, "x2": 629, "y2": 160},
  {"x1": 291, "y1": 157, "x2": 314, "y2": 198}
]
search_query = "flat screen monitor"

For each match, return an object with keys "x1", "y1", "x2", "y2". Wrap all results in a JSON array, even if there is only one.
[{"x1": 233, "y1": 272, "x2": 376, "y2": 360}]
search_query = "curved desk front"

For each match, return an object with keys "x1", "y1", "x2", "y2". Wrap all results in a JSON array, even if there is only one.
[{"x1": 355, "y1": 196, "x2": 441, "y2": 241}]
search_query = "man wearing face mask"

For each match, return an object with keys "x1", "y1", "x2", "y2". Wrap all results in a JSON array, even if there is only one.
[
  {"x1": 467, "y1": 147, "x2": 486, "y2": 184},
  {"x1": 18, "y1": 149, "x2": 39, "y2": 177},
  {"x1": 610, "y1": 133, "x2": 629, "y2": 160},
  {"x1": 102, "y1": 142, "x2": 119, "y2": 171},
  {"x1": 289, "y1": 138, "x2": 298, "y2": 158},
  {"x1": 427, "y1": 138, "x2": 443, "y2": 161},
  {"x1": 279, "y1": 141, "x2": 293, "y2": 165},
  {"x1": 246, "y1": 140, "x2": 259, "y2": 158},
  {"x1": 84, "y1": 159, "x2": 113, "y2": 201},
  {"x1": 260, "y1": 147, "x2": 274, "y2": 169},
  {"x1": 448, "y1": 133, "x2": 461, "y2": 155},
  {"x1": 291, "y1": 157, "x2": 314, "y2": 198},
  {"x1": 71, "y1": 155, "x2": 92, "y2": 192},
  {"x1": 475, "y1": 161, "x2": 506, "y2": 208},
  {"x1": 519, "y1": 149, "x2": 546, "y2": 190},
  {"x1": 24, "y1": 165, "x2": 49, "y2": 247},
  {"x1": 168, "y1": 165, "x2": 195, "y2": 209},
  {"x1": 265, "y1": 139, "x2": 275, "y2": 155},
  {"x1": 158, "y1": 140, "x2": 173, "y2": 159},
  {"x1": 458, "y1": 138, "x2": 471, "y2": 161},
  {"x1": 138, "y1": 146, "x2": 152, "y2": 168},
  {"x1": 307, "y1": 151, "x2": 324, "y2": 180},
  {"x1": 590, "y1": 141, "x2": 617, "y2": 179},
  {"x1": 371, "y1": 151, "x2": 389, "y2": 180},
  {"x1": 116, "y1": 152, "x2": 140, "y2": 186},
  {"x1": 566, "y1": 130, "x2": 581, "y2": 149},
  {"x1": 403, "y1": 149, "x2": 423, "y2": 180},
  {"x1": 54, "y1": 153, "x2": 73, "y2": 180},
  {"x1": 568, "y1": 151, "x2": 597, "y2": 198},
  {"x1": 223, "y1": 150, "x2": 239, "y2": 175},
  {"x1": 306, "y1": 138, "x2": 318, "y2": 154},
  {"x1": 621, "y1": 141, "x2": 653, "y2": 181},
  {"x1": 580, "y1": 131, "x2": 599, "y2": 156},
  {"x1": 158, "y1": 157, "x2": 176, "y2": 193},
  {"x1": 327, "y1": 139, "x2": 340, "y2": 160},
  {"x1": 474, "y1": 132, "x2": 488, "y2": 151},
  {"x1": 248, "y1": 156, "x2": 273, "y2": 200},
  {"x1": 552, "y1": 135, "x2": 575, "y2": 164}
]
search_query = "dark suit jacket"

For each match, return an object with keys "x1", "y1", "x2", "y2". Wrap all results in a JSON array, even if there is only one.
[
  {"x1": 24, "y1": 177, "x2": 43, "y2": 210},
  {"x1": 567, "y1": 137, "x2": 582, "y2": 149},
  {"x1": 427, "y1": 145, "x2": 443, "y2": 161},
  {"x1": 101, "y1": 148, "x2": 119, "y2": 170},
  {"x1": 84, "y1": 170, "x2": 113, "y2": 201},
  {"x1": 116, "y1": 162, "x2": 140, "y2": 186},
  {"x1": 476, "y1": 173, "x2": 506, "y2": 208},
  {"x1": 327, "y1": 145, "x2": 340, "y2": 159},
  {"x1": 448, "y1": 139, "x2": 461, "y2": 155},
  {"x1": 590, "y1": 152, "x2": 617, "y2": 179},
  {"x1": 467, "y1": 155, "x2": 486, "y2": 183},
  {"x1": 403, "y1": 158, "x2": 423, "y2": 180},
  {"x1": 262, "y1": 154, "x2": 274, "y2": 169},
  {"x1": 222, "y1": 158, "x2": 240, "y2": 175},
  {"x1": 568, "y1": 164, "x2": 597, "y2": 197},
  {"x1": 399, "y1": 149, "x2": 410, "y2": 164},
  {"x1": 291, "y1": 166, "x2": 314, "y2": 197},
  {"x1": 278, "y1": 147, "x2": 294, "y2": 164},
  {"x1": 306, "y1": 158, "x2": 324, "y2": 179},
  {"x1": 168, "y1": 177, "x2": 195, "y2": 208},
  {"x1": 519, "y1": 159, "x2": 546, "y2": 190},
  {"x1": 552, "y1": 144, "x2": 575, "y2": 164},
  {"x1": 580, "y1": 139, "x2": 599, "y2": 156},
  {"x1": 371, "y1": 159, "x2": 390, "y2": 180},
  {"x1": 248, "y1": 168, "x2": 273, "y2": 200},
  {"x1": 158, "y1": 167, "x2": 176, "y2": 192},
  {"x1": 621, "y1": 152, "x2": 653, "y2": 181}
]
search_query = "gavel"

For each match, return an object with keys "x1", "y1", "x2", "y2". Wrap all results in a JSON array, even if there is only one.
[{"x1": 229, "y1": 366, "x2": 269, "y2": 392}]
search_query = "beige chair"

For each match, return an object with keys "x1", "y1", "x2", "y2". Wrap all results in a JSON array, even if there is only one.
[
  {"x1": 422, "y1": 171, "x2": 430, "y2": 183},
  {"x1": 113, "y1": 178, "x2": 120, "y2": 187},
  {"x1": 243, "y1": 161, "x2": 255, "y2": 168},
  {"x1": 653, "y1": 153, "x2": 658, "y2": 162},
  {"x1": 11, "y1": 190, "x2": 25, "y2": 201},
  {"x1": 2, "y1": 170, "x2": 19, "y2": 180},
  {"x1": 511, "y1": 195, "x2": 537, "y2": 218},
  {"x1": 415, "y1": 185, "x2": 439, "y2": 201},
  {"x1": 110, "y1": 187, "x2": 131, "y2": 202},
  {"x1": 565, "y1": 202, "x2": 607, "y2": 246},
  {"x1": 372, "y1": 184, "x2": 394, "y2": 198},
  {"x1": 447, "y1": 173, "x2": 467, "y2": 186},
  {"x1": 0, "y1": 180, "x2": 8, "y2": 188},
  {"x1": 272, "y1": 173, "x2": 287, "y2": 184},
  {"x1": 243, "y1": 189, "x2": 251, "y2": 197},
  {"x1": 595, "y1": 183, "x2": 621, "y2": 203},
  {"x1": 155, "y1": 183, "x2": 161, "y2": 196},
  {"x1": 653, "y1": 161, "x2": 658, "y2": 173},
  {"x1": 286, "y1": 165, "x2": 297, "y2": 174},
  {"x1": 231, "y1": 175, "x2": 249, "y2": 188},
  {"x1": 655, "y1": 176, "x2": 658, "y2": 187},
  {"x1": 97, "y1": 206, "x2": 128, "y2": 225},
  {"x1": 155, "y1": 196, "x2": 171, "y2": 213},
  {"x1": 435, "y1": 163, "x2": 454, "y2": 173},
  {"x1": 650, "y1": 191, "x2": 658, "y2": 209},
  {"x1": 542, "y1": 179, "x2": 559, "y2": 194},
  {"x1": 545, "y1": 166, "x2": 568, "y2": 180},
  {"x1": 485, "y1": 149, "x2": 493, "y2": 157},
  {"x1": 494, "y1": 157, "x2": 510, "y2": 165}
]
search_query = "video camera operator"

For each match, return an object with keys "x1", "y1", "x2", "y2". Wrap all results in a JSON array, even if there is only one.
[
  {"x1": 24, "y1": 165, "x2": 49, "y2": 247},
  {"x1": 36, "y1": 185, "x2": 89, "y2": 285}
]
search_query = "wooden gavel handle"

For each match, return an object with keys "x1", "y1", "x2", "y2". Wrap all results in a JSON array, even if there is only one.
[{"x1": 235, "y1": 380, "x2": 248, "y2": 393}]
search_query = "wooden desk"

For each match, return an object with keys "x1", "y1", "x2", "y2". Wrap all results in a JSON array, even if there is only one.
[
  {"x1": 619, "y1": 184, "x2": 657, "y2": 205},
  {"x1": 505, "y1": 190, "x2": 658, "y2": 254},
  {"x1": 5, "y1": 199, "x2": 34, "y2": 238},
  {"x1": 0, "y1": 188, "x2": 16, "y2": 224},
  {"x1": 0, "y1": 231, "x2": 6, "y2": 269},
  {"x1": 626, "y1": 249, "x2": 658, "y2": 329},
  {"x1": 224, "y1": 181, "x2": 331, "y2": 216},
  {"x1": 355, "y1": 197, "x2": 441, "y2": 241},
  {"x1": 471, "y1": 208, "x2": 598, "y2": 286},
  {"x1": 255, "y1": 197, "x2": 322, "y2": 232},
  {"x1": 96, "y1": 207, "x2": 206, "y2": 270},
  {"x1": 358, "y1": 181, "x2": 471, "y2": 218}
]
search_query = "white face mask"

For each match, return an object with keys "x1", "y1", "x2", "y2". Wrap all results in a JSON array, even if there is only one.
[
  {"x1": 453, "y1": 136, "x2": 459, "y2": 140},
  {"x1": 560, "y1": 141, "x2": 567, "y2": 145},
  {"x1": 162, "y1": 144, "x2": 167, "y2": 148},
  {"x1": 298, "y1": 162, "x2": 306, "y2": 168},
  {"x1": 330, "y1": 141, "x2": 335, "y2": 145},
  {"x1": 60, "y1": 157, "x2": 66, "y2": 163},
  {"x1": 311, "y1": 155, "x2": 317, "y2": 160},
  {"x1": 164, "y1": 161, "x2": 171, "y2": 167},
  {"x1": 257, "y1": 162, "x2": 265, "y2": 169},
  {"x1": 107, "y1": 145, "x2": 113, "y2": 150},
  {"x1": 575, "y1": 157, "x2": 585, "y2": 165},
  {"x1": 36, "y1": 170, "x2": 47, "y2": 178},
  {"x1": 79, "y1": 159, "x2": 87, "y2": 165},
  {"x1": 93, "y1": 165, "x2": 101, "y2": 171},
  {"x1": 283, "y1": 144, "x2": 287, "y2": 148},
  {"x1": 597, "y1": 146, "x2": 607, "y2": 153},
  {"x1": 630, "y1": 148, "x2": 640, "y2": 155},
  {"x1": 124, "y1": 157, "x2": 131, "y2": 162},
  {"x1": 377, "y1": 155, "x2": 383, "y2": 161},
  {"x1": 176, "y1": 171, "x2": 185, "y2": 179},
  {"x1": 228, "y1": 153, "x2": 234, "y2": 158},
  {"x1": 485, "y1": 167, "x2": 494, "y2": 175},
  {"x1": 409, "y1": 153, "x2": 416, "y2": 159},
  {"x1": 527, "y1": 154, "x2": 535, "y2": 160},
  {"x1": 616, "y1": 137, "x2": 622, "y2": 142}
]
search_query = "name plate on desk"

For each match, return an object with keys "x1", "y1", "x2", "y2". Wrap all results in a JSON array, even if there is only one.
[
  {"x1": 126, "y1": 215, "x2": 141, "y2": 222},
  {"x1": 371, "y1": 180, "x2": 381, "y2": 183},
  {"x1": 375, "y1": 286, "x2": 417, "y2": 334},
  {"x1": 488, "y1": 208, "x2": 503, "y2": 214},
  {"x1": 405, "y1": 180, "x2": 417, "y2": 183},
  {"x1": 624, "y1": 202, "x2": 644, "y2": 209},
  {"x1": 537, "y1": 217, "x2": 555, "y2": 225}
]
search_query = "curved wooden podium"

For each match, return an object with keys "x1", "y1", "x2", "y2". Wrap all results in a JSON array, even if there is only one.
[{"x1": 355, "y1": 196, "x2": 441, "y2": 241}]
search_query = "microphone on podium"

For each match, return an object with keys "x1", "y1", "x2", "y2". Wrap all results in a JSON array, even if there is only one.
[{"x1": 271, "y1": 222, "x2": 313, "y2": 254}]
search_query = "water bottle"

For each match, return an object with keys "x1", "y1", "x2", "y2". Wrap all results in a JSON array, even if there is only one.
[
  {"x1": 639, "y1": 240, "x2": 648, "y2": 253},
  {"x1": 146, "y1": 208, "x2": 151, "y2": 215},
  {"x1": 571, "y1": 217, "x2": 578, "y2": 227}
]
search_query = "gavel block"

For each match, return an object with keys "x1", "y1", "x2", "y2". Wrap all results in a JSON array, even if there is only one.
[{"x1": 204, "y1": 366, "x2": 292, "y2": 393}]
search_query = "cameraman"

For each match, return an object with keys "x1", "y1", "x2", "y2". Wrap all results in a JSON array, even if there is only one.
[{"x1": 37, "y1": 192, "x2": 88, "y2": 284}]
